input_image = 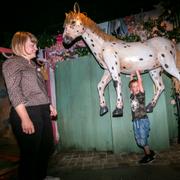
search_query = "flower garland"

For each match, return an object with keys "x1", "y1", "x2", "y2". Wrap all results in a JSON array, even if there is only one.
[{"x1": 44, "y1": 34, "x2": 89, "y2": 69}]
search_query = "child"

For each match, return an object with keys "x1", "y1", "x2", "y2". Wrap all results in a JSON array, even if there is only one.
[{"x1": 129, "y1": 70, "x2": 155, "y2": 164}]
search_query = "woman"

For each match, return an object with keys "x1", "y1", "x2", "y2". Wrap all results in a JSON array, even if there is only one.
[{"x1": 2, "y1": 31, "x2": 58, "y2": 180}]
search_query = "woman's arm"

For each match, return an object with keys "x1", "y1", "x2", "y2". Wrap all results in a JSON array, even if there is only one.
[{"x1": 15, "y1": 104, "x2": 35, "y2": 134}]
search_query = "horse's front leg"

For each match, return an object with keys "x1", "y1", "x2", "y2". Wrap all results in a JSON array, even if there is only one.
[
  {"x1": 98, "y1": 70, "x2": 112, "y2": 116},
  {"x1": 147, "y1": 67, "x2": 165, "y2": 113},
  {"x1": 111, "y1": 73, "x2": 123, "y2": 117},
  {"x1": 103, "y1": 52, "x2": 123, "y2": 117}
]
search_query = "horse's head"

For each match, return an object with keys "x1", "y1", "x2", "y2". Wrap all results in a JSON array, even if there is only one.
[{"x1": 63, "y1": 3, "x2": 86, "y2": 45}]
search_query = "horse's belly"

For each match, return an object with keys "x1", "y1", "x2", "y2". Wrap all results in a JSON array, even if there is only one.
[{"x1": 120, "y1": 56, "x2": 160, "y2": 74}]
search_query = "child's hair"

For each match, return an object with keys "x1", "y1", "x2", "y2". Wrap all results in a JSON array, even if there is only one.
[{"x1": 129, "y1": 79, "x2": 138, "y2": 88}]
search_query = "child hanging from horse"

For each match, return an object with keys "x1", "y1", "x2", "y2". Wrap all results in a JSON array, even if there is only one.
[{"x1": 129, "y1": 70, "x2": 156, "y2": 164}]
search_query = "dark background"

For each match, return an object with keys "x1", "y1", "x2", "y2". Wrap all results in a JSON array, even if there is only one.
[{"x1": 0, "y1": 0, "x2": 175, "y2": 47}]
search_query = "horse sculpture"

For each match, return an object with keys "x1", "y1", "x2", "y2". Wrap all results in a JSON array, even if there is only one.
[{"x1": 62, "y1": 3, "x2": 180, "y2": 117}]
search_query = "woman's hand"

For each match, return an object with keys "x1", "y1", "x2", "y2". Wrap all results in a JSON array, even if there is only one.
[
  {"x1": 50, "y1": 104, "x2": 57, "y2": 118},
  {"x1": 21, "y1": 118, "x2": 35, "y2": 134},
  {"x1": 15, "y1": 104, "x2": 35, "y2": 134}
]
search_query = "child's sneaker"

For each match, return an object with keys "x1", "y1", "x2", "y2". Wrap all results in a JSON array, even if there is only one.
[
  {"x1": 150, "y1": 150, "x2": 156, "y2": 158},
  {"x1": 138, "y1": 154, "x2": 154, "y2": 164}
]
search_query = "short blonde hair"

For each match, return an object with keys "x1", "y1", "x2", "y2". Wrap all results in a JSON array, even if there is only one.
[{"x1": 11, "y1": 31, "x2": 37, "y2": 56}]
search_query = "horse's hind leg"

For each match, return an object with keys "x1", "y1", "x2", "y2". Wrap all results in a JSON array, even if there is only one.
[
  {"x1": 146, "y1": 67, "x2": 165, "y2": 113},
  {"x1": 158, "y1": 51, "x2": 180, "y2": 81},
  {"x1": 98, "y1": 70, "x2": 112, "y2": 116}
]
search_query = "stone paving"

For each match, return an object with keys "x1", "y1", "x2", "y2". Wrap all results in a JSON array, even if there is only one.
[
  {"x1": 1, "y1": 139, "x2": 180, "y2": 179},
  {"x1": 48, "y1": 143, "x2": 180, "y2": 172}
]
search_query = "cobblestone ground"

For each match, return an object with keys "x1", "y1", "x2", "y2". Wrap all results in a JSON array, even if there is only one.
[
  {"x1": 48, "y1": 143, "x2": 180, "y2": 171},
  {"x1": 46, "y1": 143, "x2": 180, "y2": 180},
  {"x1": 1, "y1": 139, "x2": 180, "y2": 180}
]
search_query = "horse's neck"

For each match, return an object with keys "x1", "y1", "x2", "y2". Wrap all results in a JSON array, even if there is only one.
[{"x1": 82, "y1": 28, "x2": 105, "y2": 56}]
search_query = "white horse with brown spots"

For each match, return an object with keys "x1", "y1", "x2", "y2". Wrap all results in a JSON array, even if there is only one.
[{"x1": 62, "y1": 4, "x2": 180, "y2": 117}]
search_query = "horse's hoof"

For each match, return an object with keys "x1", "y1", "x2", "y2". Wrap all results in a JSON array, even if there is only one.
[
  {"x1": 100, "y1": 106, "x2": 108, "y2": 116},
  {"x1": 146, "y1": 103, "x2": 153, "y2": 113},
  {"x1": 112, "y1": 108, "x2": 123, "y2": 117}
]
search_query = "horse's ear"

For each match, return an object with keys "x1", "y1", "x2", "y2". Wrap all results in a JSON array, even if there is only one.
[{"x1": 73, "y1": 2, "x2": 80, "y2": 13}]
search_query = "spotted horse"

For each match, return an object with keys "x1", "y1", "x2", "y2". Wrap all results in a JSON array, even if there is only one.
[{"x1": 62, "y1": 3, "x2": 180, "y2": 117}]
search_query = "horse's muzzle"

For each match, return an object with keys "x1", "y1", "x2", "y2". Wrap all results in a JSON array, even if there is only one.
[{"x1": 63, "y1": 36, "x2": 73, "y2": 45}]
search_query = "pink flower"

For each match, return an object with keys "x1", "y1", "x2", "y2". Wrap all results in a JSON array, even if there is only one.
[{"x1": 56, "y1": 34, "x2": 63, "y2": 45}]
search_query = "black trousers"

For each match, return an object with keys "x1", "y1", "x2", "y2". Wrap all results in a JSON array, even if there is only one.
[{"x1": 10, "y1": 104, "x2": 55, "y2": 180}]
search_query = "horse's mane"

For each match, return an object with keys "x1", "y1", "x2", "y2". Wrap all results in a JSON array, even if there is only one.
[{"x1": 64, "y1": 11, "x2": 118, "y2": 42}]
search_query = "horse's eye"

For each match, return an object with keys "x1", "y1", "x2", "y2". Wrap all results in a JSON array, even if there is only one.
[{"x1": 71, "y1": 21, "x2": 76, "y2": 25}]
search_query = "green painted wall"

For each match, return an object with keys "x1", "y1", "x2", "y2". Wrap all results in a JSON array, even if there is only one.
[
  {"x1": 55, "y1": 56, "x2": 113, "y2": 151},
  {"x1": 163, "y1": 75, "x2": 178, "y2": 142},
  {"x1": 55, "y1": 54, "x2": 178, "y2": 153}
]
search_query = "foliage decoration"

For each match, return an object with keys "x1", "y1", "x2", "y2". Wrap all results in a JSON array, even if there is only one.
[
  {"x1": 37, "y1": 32, "x2": 56, "y2": 49},
  {"x1": 44, "y1": 34, "x2": 89, "y2": 68}
]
